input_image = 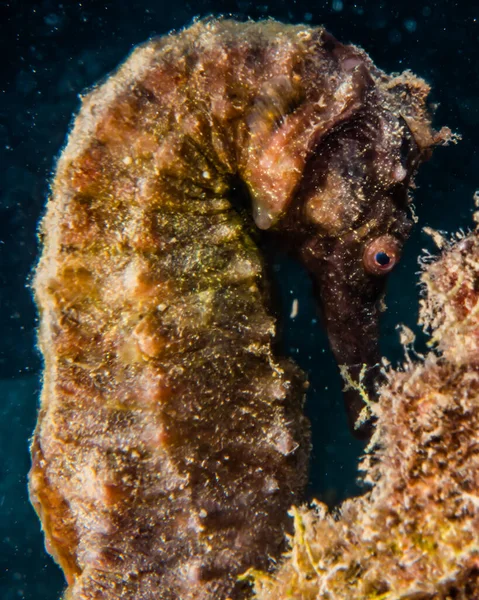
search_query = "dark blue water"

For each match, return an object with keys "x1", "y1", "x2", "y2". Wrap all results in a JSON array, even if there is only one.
[{"x1": 1, "y1": 1, "x2": 477, "y2": 597}]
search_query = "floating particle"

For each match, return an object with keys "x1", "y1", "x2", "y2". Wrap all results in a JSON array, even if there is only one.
[
  {"x1": 404, "y1": 19, "x2": 417, "y2": 32},
  {"x1": 290, "y1": 299, "x2": 299, "y2": 319}
]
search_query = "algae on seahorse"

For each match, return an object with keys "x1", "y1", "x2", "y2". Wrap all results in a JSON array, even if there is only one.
[{"x1": 29, "y1": 18, "x2": 448, "y2": 599}]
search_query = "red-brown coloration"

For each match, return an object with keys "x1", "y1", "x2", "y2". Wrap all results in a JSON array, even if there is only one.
[{"x1": 30, "y1": 19, "x2": 448, "y2": 599}]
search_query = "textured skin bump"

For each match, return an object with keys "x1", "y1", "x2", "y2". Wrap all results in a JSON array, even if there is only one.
[{"x1": 30, "y1": 19, "x2": 446, "y2": 600}]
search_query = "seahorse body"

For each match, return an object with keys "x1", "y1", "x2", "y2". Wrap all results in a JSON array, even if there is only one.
[{"x1": 29, "y1": 19, "x2": 446, "y2": 600}]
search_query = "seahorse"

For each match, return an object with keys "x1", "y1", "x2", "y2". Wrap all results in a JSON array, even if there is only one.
[{"x1": 29, "y1": 18, "x2": 449, "y2": 600}]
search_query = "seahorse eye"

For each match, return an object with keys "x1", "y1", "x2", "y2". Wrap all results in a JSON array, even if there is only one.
[
  {"x1": 363, "y1": 235, "x2": 401, "y2": 275},
  {"x1": 375, "y1": 251, "x2": 391, "y2": 266}
]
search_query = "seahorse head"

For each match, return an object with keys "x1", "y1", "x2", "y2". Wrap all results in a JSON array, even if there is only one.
[{"x1": 242, "y1": 31, "x2": 451, "y2": 435}]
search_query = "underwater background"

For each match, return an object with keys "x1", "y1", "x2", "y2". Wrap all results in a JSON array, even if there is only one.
[{"x1": 1, "y1": 0, "x2": 478, "y2": 597}]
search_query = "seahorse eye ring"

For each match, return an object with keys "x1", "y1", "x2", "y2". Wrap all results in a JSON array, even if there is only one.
[{"x1": 363, "y1": 235, "x2": 401, "y2": 275}]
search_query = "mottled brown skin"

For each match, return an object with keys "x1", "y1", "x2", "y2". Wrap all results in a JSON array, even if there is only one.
[{"x1": 30, "y1": 19, "x2": 447, "y2": 600}]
